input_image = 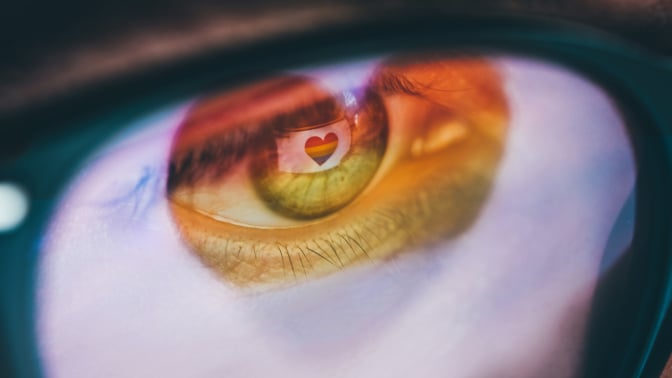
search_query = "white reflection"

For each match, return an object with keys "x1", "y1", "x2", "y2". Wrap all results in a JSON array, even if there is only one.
[
  {"x1": 37, "y1": 57, "x2": 635, "y2": 378},
  {"x1": 0, "y1": 182, "x2": 29, "y2": 232}
]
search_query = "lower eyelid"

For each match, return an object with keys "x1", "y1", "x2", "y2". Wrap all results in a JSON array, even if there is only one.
[{"x1": 170, "y1": 125, "x2": 503, "y2": 289}]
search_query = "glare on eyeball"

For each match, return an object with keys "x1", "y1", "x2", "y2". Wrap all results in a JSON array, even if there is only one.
[{"x1": 0, "y1": 182, "x2": 29, "y2": 232}]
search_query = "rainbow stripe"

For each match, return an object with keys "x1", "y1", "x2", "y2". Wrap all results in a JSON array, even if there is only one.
[{"x1": 305, "y1": 133, "x2": 338, "y2": 165}]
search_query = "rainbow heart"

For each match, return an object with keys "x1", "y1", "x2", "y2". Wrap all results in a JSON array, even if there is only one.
[{"x1": 304, "y1": 133, "x2": 338, "y2": 165}]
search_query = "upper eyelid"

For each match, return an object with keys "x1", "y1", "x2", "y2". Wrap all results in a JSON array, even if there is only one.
[{"x1": 177, "y1": 69, "x2": 418, "y2": 146}]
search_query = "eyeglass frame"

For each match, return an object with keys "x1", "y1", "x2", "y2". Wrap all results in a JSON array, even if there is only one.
[{"x1": 1, "y1": 15, "x2": 671, "y2": 378}]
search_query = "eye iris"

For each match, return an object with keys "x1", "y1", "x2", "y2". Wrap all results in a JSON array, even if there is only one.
[{"x1": 251, "y1": 89, "x2": 388, "y2": 219}]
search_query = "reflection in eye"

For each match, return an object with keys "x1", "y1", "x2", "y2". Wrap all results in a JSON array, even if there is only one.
[
  {"x1": 167, "y1": 57, "x2": 509, "y2": 288},
  {"x1": 38, "y1": 55, "x2": 636, "y2": 378}
]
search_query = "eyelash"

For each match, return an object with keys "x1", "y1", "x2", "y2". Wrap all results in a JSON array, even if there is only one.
[
  {"x1": 167, "y1": 126, "x2": 260, "y2": 191},
  {"x1": 167, "y1": 74, "x2": 420, "y2": 192}
]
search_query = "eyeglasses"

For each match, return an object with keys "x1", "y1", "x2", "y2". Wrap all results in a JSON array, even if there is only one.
[{"x1": 1, "y1": 15, "x2": 671, "y2": 378}]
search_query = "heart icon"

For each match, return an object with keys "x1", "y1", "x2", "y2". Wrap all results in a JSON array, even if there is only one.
[{"x1": 304, "y1": 132, "x2": 338, "y2": 165}]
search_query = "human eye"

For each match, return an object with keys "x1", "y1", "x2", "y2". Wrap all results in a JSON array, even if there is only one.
[
  {"x1": 166, "y1": 56, "x2": 507, "y2": 289},
  {"x1": 37, "y1": 51, "x2": 635, "y2": 377}
]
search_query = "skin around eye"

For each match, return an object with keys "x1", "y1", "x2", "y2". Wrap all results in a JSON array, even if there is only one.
[{"x1": 168, "y1": 56, "x2": 509, "y2": 290}]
